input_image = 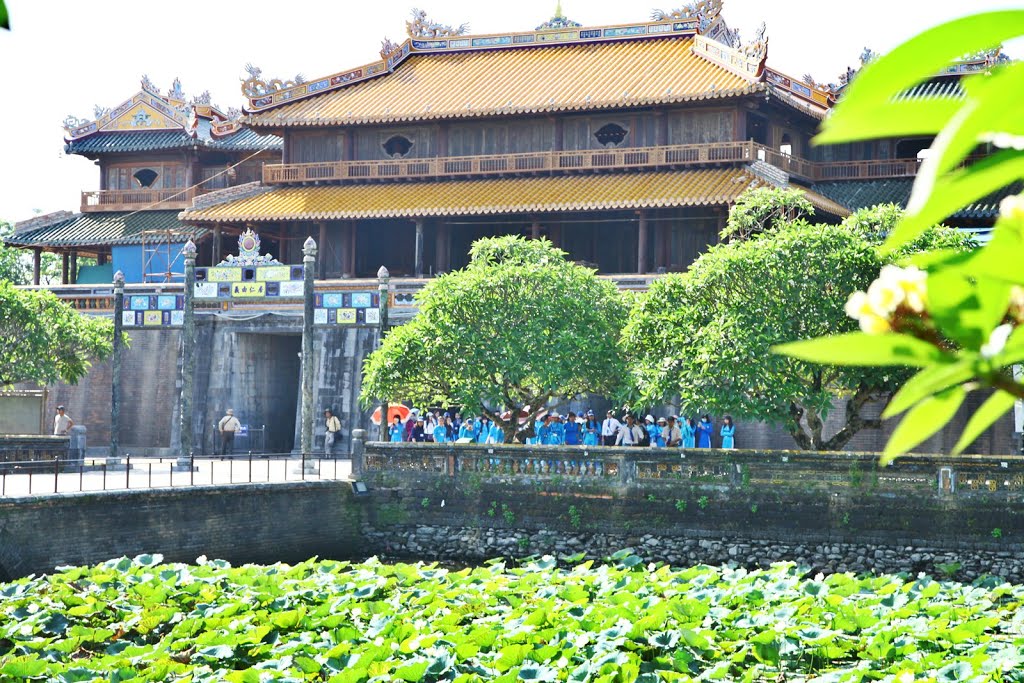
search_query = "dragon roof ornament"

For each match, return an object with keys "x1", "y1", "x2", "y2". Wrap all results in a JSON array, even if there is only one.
[
  {"x1": 651, "y1": 0, "x2": 722, "y2": 31},
  {"x1": 140, "y1": 74, "x2": 160, "y2": 94},
  {"x1": 406, "y1": 8, "x2": 468, "y2": 38},
  {"x1": 739, "y1": 21, "x2": 767, "y2": 63},
  {"x1": 167, "y1": 77, "x2": 185, "y2": 102},
  {"x1": 241, "y1": 63, "x2": 307, "y2": 99}
]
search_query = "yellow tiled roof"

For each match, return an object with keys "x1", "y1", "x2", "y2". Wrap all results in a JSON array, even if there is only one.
[
  {"x1": 247, "y1": 36, "x2": 756, "y2": 127},
  {"x1": 181, "y1": 169, "x2": 764, "y2": 223}
]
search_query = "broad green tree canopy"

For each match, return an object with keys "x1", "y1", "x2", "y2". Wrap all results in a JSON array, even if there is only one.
[
  {"x1": 623, "y1": 193, "x2": 972, "y2": 450},
  {"x1": 0, "y1": 281, "x2": 116, "y2": 387},
  {"x1": 361, "y1": 236, "x2": 626, "y2": 441}
]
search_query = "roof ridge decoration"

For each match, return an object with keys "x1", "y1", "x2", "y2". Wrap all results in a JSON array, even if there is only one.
[
  {"x1": 66, "y1": 77, "x2": 252, "y2": 142},
  {"x1": 242, "y1": 10, "x2": 711, "y2": 113},
  {"x1": 651, "y1": 0, "x2": 722, "y2": 32},
  {"x1": 536, "y1": 1, "x2": 581, "y2": 31},
  {"x1": 406, "y1": 8, "x2": 468, "y2": 38},
  {"x1": 217, "y1": 229, "x2": 282, "y2": 267},
  {"x1": 241, "y1": 63, "x2": 308, "y2": 100}
]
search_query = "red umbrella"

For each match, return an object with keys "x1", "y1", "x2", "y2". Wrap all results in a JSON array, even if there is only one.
[
  {"x1": 517, "y1": 406, "x2": 548, "y2": 425},
  {"x1": 371, "y1": 404, "x2": 412, "y2": 425}
]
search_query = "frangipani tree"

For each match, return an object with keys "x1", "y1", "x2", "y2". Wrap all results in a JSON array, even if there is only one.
[
  {"x1": 361, "y1": 236, "x2": 626, "y2": 442},
  {"x1": 777, "y1": 10, "x2": 1024, "y2": 462}
]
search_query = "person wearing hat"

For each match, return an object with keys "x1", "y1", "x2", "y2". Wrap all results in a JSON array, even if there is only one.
[
  {"x1": 549, "y1": 413, "x2": 565, "y2": 445},
  {"x1": 601, "y1": 410, "x2": 622, "y2": 447},
  {"x1": 218, "y1": 408, "x2": 241, "y2": 455},
  {"x1": 411, "y1": 416, "x2": 428, "y2": 442},
  {"x1": 458, "y1": 417, "x2": 477, "y2": 441},
  {"x1": 582, "y1": 411, "x2": 600, "y2": 447},
  {"x1": 663, "y1": 415, "x2": 683, "y2": 448},
  {"x1": 53, "y1": 405, "x2": 74, "y2": 436},
  {"x1": 646, "y1": 415, "x2": 665, "y2": 447}
]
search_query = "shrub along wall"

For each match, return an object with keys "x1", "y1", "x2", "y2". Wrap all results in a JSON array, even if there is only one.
[{"x1": 359, "y1": 442, "x2": 1024, "y2": 582}]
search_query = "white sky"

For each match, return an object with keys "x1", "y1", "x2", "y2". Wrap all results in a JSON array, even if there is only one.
[{"x1": 0, "y1": 0, "x2": 1020, "y2": 222}]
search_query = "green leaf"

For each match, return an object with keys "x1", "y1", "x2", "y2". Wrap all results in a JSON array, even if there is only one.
[
  {"x1": 818, "y1": 10, "x2": 1024, "y2": 143},
  {"x1": 1, "y1": 659, "x2": 48, "y2": 678},
  {"x1": 882, "y1": 386, "x2": 967, "y2": 464},
  {"x1": 883, "y1": 360, "x2": 975, "y2": 418},
  {"x1": 773, "y1": 332, "x2": 945, "y2": 368},
  {"x1": 926, "y1": 269, "x2": 1012, "y2": 349},
  {"x1": 882, "y1": 150, "x2": 1024, "y2": 253},
  {"x1": 225, "y1": 670, "x2": 263, "y2": 683},
  {"x1": 0, "y1": 1, "x2": 8, "y2": 30},
  {"x1": 952, "y1": 390, "x2": 1016, "y2": 455}
]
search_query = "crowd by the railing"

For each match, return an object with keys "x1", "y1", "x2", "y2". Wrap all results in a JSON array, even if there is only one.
[
  {"x1": 0, "y1": 452, "x2": 349, "y2": 498},
  {"x1": 381, "y1": 409, "x2": 739, "y2": 449}
]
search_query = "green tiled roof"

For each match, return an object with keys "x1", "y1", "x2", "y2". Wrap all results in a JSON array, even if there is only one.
[
  {"x1": 65, "y1": 122, "x2": 281, "y2": 156},
  {"x1": 812, "y1": 179, "x2": 1021, "y2": 221},
  {"x1": 897, "y1": 79, "x2": 965, "y2": 100},
  {"x1": 4, "y1": 211, "x2": 206, "y2": 248}
]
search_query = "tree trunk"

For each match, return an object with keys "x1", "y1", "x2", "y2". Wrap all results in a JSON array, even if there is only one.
[{"x1": 788, "y1": 387, "x2": 888, "y2": 451}]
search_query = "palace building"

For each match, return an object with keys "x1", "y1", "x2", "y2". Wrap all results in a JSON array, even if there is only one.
[
  {"x1": 5, "y1": 78, "x2": 281, "y2": 284},
  {"x1": 3, "y1": 2, "x2": 1017, "y2": 456}
]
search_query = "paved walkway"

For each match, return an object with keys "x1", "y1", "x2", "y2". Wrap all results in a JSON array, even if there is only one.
[{"x1": 0, "y1": 457, "x2": 352, "y2": 498}]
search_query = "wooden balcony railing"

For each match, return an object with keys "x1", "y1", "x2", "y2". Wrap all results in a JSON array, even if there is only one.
[
  {"x1": 80, "y1": 188, "x2": 200, "y2": 212},
  {"x1": 263, "y1": 141, "x2": 933, "y2": 187},
  {"x1": 265, "y1": 141, "x2": 762, "y2": 185},
  {"x1": 813, "y1": 158, "x2": 921, "y2": 181}
]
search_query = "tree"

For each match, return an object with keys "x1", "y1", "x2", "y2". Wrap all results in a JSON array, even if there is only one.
[
  {"x1": 778, "y1": 9, "x2": 1024, "y2": 461},
  {"x1": 0, "y1": 281, "x2": 116, "y2": 387},
  {"x1": 0, "y1": 221, "x2": 30, "y2": 284},
  {"x1": 361, "y1": 236, "x2": 626, "y2": 442},
  {"x1": 623, "y1": 193, "x2": 972, "y2": 450}
]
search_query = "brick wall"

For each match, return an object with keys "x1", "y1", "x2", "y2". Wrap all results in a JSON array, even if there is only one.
[{"x1": 0, "y1": 481, "x2": 362, "y2": 581}]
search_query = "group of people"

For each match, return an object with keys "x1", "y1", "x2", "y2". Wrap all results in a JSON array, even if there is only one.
[{"x1": 383, "y1": 409, "x2": 737, "y2": 449}]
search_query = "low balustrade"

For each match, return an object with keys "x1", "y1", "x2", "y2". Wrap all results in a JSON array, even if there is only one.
[{"x1": 362, "y1": 442, "x2": 1024, "y2": 501}]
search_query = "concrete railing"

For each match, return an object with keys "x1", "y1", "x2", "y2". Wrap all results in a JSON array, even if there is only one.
[{"x1": 360, "y1": 441, "x2": 1024, "y2": 501}]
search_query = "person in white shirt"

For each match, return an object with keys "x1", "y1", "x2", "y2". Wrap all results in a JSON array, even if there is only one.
[
  {"x1": 53, "y1": 405, "x2": 74, "y2": 436},
  {"x1": 615, "y1": 414, "x2": 645, "y2": 447},
  {"x1": 218, "y1": 408, "x2": 242, "y2": 455},
  {"x1": 324, "y1": 409, "x2": 341, "y2": 456},
  {"x1": 601, "y1": 410, "x2": 622, "y2": 446}
]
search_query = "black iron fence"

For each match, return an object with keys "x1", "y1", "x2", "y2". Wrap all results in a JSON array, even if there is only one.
[{"x1": 0, "y1": 452, "x2": 350, "y2": 498}]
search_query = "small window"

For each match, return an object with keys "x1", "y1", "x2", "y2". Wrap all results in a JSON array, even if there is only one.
[
  {"x1": 382, "y1": 135, "x2": 414, "y2": 158},
  {"x1": 133, "y1": 168, "x2": 159, "y2": 188},
  {"x1": 594, "y1": 123, "x2": 628, "y2": 147}
]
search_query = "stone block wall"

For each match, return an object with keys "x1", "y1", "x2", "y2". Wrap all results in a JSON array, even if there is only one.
[
  {"x1": 0, "y1": 481, "x2": 362, "y2": 581},
  {"x1": 359, "y1": 443, "x2": 1024, "y2": 582}
]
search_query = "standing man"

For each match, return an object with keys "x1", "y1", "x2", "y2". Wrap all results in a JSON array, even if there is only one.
[
  {"x1": 218, "y1": 408, "x2": 241, "y2": 455},
  {"x1": 324, "y1": 408, "x2": 341, "y2": 456},
  {"x1": 601, "y1": 410, "x2": 622, "y2": 447},
  {"x1": 615, "y1": 414, "x2": 645, "y2": 447},
  {"x1": 53, "y1": 405, "x2": 74, "y2": 436}
]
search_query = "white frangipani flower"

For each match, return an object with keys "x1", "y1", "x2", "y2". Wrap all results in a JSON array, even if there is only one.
[
  {"x1": 981, "y1": 323, "x2": 1014, "y2": 359},
  {"x1": 1000, "y1": 195, "x2": 1024, "y2": 221}
]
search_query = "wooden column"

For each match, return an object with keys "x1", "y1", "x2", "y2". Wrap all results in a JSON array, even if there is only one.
[
  {"x1": 32, "y1": 248, "x2": 41, "y2": 285},
  {"x1": 317, "y1": 221, "x2": 328, "y2": 278},
  {"x1": 343, "y1": 130, "x2": 355, "y2": 161},
  {"x1": 347, "y1": 220, "x2": 357, "y2": 278},
  {"x1": 414, "y1": 218, "x2": 425, "y2": 278},
  {"x1": 61, "y1": 252, "x2": 69, "y2": 284},
  {"x1": 654, "y1": 222, "x2": 667, "y2": 271},
  {"x1": 655, "y1": 109, "x2": 667, "y2": 147},
  {"x1": 278, "y1": 227, "x2": 288, "y2": 263},
  {"x1": 549, "y1": 222, "x2": 561, "y2": 247},
  {"x1": 435, "y1": 220, "x2": 449, "y2": 274},
  {"x1": 69, "y1": 250, "x2": 78, "y2": 284},
  {"x1": 637, "y1": 210, "x2": 648, "y2": 274},
  {"x1": 97, "y1": 252, "x2": 107, "y2": 266},
  {"x1": 212, "y1": 224, "x2": 222, "y2": 263},
  {"x1": 553, "y1": 118, "x2": 564, "y2": 152},
  {"x1": 531, "y1": 220, "x2": 541, "y2": 240}
]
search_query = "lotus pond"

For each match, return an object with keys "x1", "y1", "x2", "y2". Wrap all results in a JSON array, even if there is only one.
[{"x1": 1, "y1": 553, "x2": 1023, "y2": 682}]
